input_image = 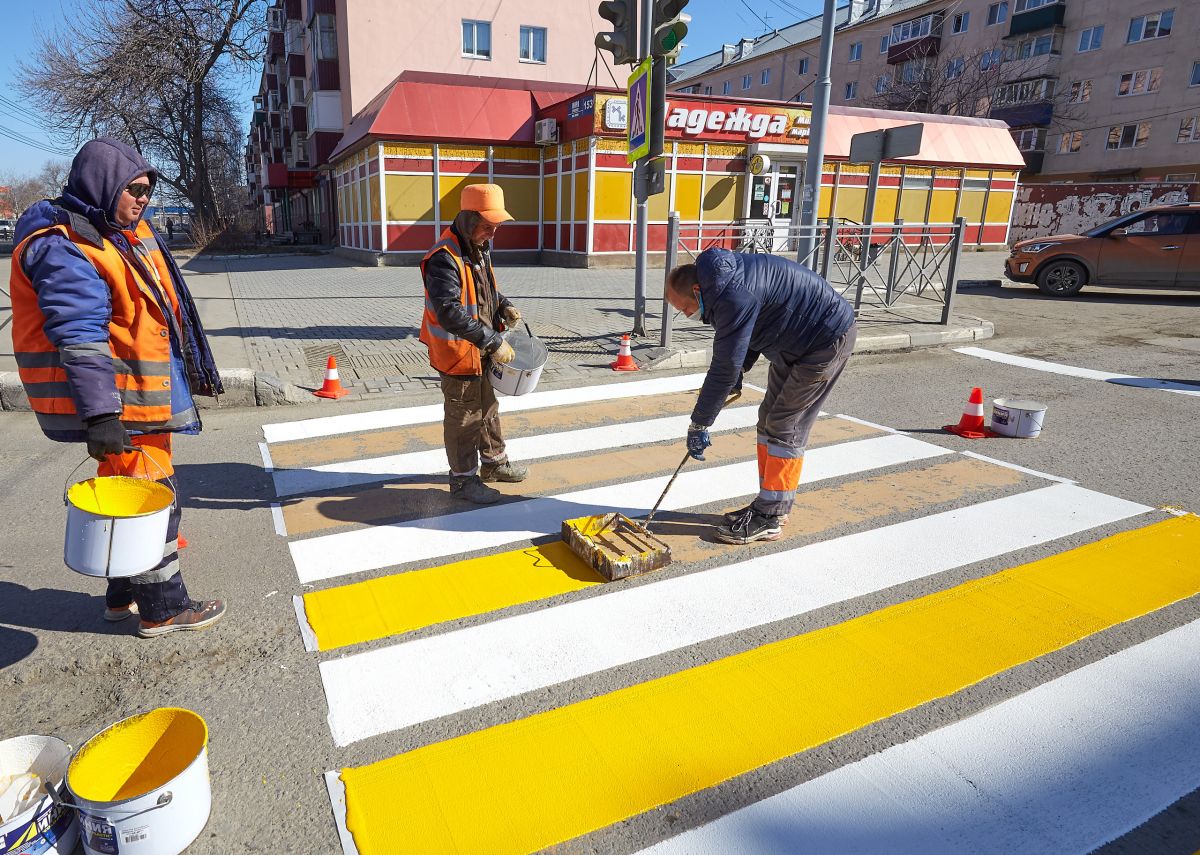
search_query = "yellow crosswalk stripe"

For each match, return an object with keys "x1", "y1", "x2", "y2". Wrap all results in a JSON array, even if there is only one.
[
  {"x1": 336, "y1": 515, "x2": 1200, "y2": 855},
  {"x1": 301, "y1": 456, "x2": 1028, "y2": 651}
]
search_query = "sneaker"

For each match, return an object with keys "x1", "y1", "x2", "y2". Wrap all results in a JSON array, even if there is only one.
[
  {"x1": 722, "y1": 504, "x2": 789, "y2": 526},
  {"x1": 137, "y1": 600, "x2": 227, "y2": 638},
  {"x1": 480, "y1": 460, "x2": 529, "y2": 483},
  {"x1": 449, "y1": 474, "x2": 502, "y2": 504},
  {"x1": 103, "y1": 603, "x2": 138, "y2": 622},
  {"x1": 714, "y1": 507, "x2": 783, "y2": 545}
]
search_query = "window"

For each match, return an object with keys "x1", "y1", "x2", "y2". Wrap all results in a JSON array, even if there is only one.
[
  {"x1": 1018, "y1": 33, "x2": 1058, "y2": 59},
  {"x1": 1165, "y1": 172, "x2": 1197, "y2": 181},
  {"x1": 1124, "y1": 212, "x2": 1188, "y2": 235},
  {"x1": 703, "y1": 85, "x2": 713, "y2": 95},
  {"x1": 1106, "y1": 123, "x2": 1151, "y2": 149},
  {"x1": 1191, "y1": 61, "x2": 1200, "y2": 86},
  {"x1": 900, "y1": 56, "x2": 933, "y2": 83},
  {"x1": 1057, "y1": 131, "x2": 1082, "y2": 153},
  {"x1": 519, "y1": 26, "x2": 546, "y2": 63},
  {"x1": 267, "y1": 91, "x2": 280, "y2": 112},
  {"x1": 987, "y1": 2, "x2": 1009, "y2": 25},
  {"x1": 945, "y1": 57, "x2": 965, "y2": 79},
  {"x1": 761, "y1": 68, "x2": 771, "y2": 85},
  {"x1": 1015, "y1": 0, "x2": 1057, "y2": 11},
  {"x1": 742, "y1": 74, "x2": 752, "y2": 90},
  {"x1": 980, "y1": 48, "x2": 1004, "y2": 70},
  {"x1": 1066, "y1": 79, "x2": 1091, "y2": 103},
  {"x1": 875, "y1": 74, "x2": 890, "y2": 94},
  {"x1": 267, "y1": 7, "x2": 283, "y2": 31},
  {"x1": 891, "y1": 14, "x2": 942, "y2": 45},
  {"x1": 1128, "y1": 10, "x2": 1173, "y2": 43},
  {"x1": 902, "y1": 171, "x2": 933, "y2": 189},
  {"x1": 849, "y1": 41, "x2": 862, "y2": 62},
  {"x1": 1117, "y1": 67, "x2": 1163, "y2": 97},
  {"x1": 462, "y1": 19, "x2": 491, "y2": 58},
  {"x1": 798, "y1": 57, "x2": 810, "y2": 75},
  {"x1": 315, "y1": 13, "x2": 337, "y2": 60},
  {"x1": 290, "y1": 78, "x2": 306, "y2": 104},
  {"x1": 1078, "y1": 26, "x2": 1103, "y2": 52},
  {"x1": 1179, "y1": 116, "x2": 1200, "y2": 144},
  {"x1": 963, "y1": 176, "x2": 990, "y2": 191},
  {"x1": 995, "y1": 78, "x2": 1056, "y2": 105},
  {"x1": 1012, "y1": 128, "x2": 1046, "y2": 151},
  {"x1": 722, "y1": 80, "x2": 731, "y2": 94},
  {"x1": 845, "y1": 81, "x2": 858, "y2": 100},
  {"x1": 880, "y1": 35, "x2": 889, "y2": 52},
  {"x1": 952, "y1": 12, "x2": 969, "y2": 33}
]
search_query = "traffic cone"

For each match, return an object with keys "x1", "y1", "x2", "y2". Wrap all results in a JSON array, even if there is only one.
[
  {"x1": 177, "y1": 535, "x2": 188, "y2": 550},
  {"x1": 610, "y1": 334, "x2": 639, "y2": 371},
  {"x1": 943, "y1": 387, "x2": 995, "y2": 438},
  {"x1": 314, "y1": 355, "x2": 350, "y2": 399}
]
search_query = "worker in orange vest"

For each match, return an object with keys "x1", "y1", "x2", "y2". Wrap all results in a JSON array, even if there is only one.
[
  {"x1": 9, "y1": 138, "x2": 226, "y2": 637},
  {"x1": 420, "y1": 184, "x2": 528, "y2": 504}
]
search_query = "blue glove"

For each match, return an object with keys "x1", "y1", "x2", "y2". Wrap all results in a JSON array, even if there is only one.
[{"x1": 686, "y1": 425, "x2": 712, "y2": 461}]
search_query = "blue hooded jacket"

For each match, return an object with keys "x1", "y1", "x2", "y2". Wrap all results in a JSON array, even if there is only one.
[
  {"x1": 13, "y1": 138, "x2": 222, "y2": 439},
  {"x1": 691, "y1": 248, "x2": 855, "y2": 427}
]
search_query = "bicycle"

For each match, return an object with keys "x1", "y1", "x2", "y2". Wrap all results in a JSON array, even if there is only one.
[{"x1": 738, "y1": 225, "x2": 773, "y2": 254}]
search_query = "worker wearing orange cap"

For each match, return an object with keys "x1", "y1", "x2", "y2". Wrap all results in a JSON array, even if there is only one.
[{"x1": 420, "y1": 184, "x2": 529, "y2": 504}]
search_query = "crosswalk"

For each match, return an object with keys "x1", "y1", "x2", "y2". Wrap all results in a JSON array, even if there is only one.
[{"x1": 258, "y1": 373, "x2": 1200, "y2": 855}]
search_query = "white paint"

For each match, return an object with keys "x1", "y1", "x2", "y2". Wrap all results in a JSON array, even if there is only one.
[
  {"x1": 954, "y1": 347, "x2": 1200, "y2": 397},
  {"x1": 270, "y1": 503, "x2": 288, "y2": 537},
  {"x1": 262, "y1": 373, "x2": 710, "y2": 443},
  {"x1": 960, "y1": 451, "x2": 1075, "y2": 484},
  {"x1": 271, "y1": 406, "x2": 761, "y2": 497},
  {"x1": 290, "y1": 434, "x2": 949, "y2": 585},
  {"x1": 320, "y1": 483, "x2": 1149, "y2": 745},
  {"x1": 258, "y1": 442, "x2": 274, "y2": 473},
  {"x1": 834, "y1": 414, "x2": 906, "y2": 435},
  {"x1": 294, "y1": 595, "x2": 319, "y2": 653},
  {"x1": 642, "y1": 618, "x2": 1200, "y2": 855},
  {"x1": 323, "y1": 771, "x2": 360, "y2": 855}
]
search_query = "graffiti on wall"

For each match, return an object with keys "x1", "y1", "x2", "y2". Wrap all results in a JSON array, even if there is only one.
[{"x1": 1010, "y1": 182, "x2": 1197, "y2": 243}]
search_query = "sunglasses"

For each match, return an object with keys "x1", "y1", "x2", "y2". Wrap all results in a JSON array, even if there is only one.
[{"x1": 125, "y1": 182, "x2": 153, "y2": 201}]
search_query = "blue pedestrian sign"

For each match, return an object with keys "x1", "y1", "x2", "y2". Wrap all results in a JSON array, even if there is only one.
[{"x1": 627, "y1": 58, "x2": 651, "y2": 163}]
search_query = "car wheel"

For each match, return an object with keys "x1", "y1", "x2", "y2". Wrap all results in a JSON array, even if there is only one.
[{"x1": 1035, "y1": 259, "x2": 1086, "y2": 296}]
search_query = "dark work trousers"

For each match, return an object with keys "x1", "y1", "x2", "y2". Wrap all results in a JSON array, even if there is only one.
[
  {"x1": 439, "y1": 366, "x2": 508, "y2": 476},
  {"x1": 754, "y1": 322, "x2": 858, "y2": 517}
]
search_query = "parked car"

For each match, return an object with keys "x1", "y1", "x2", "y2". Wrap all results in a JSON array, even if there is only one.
[
  {"x1": 1006, "y1": 203, "x2": 1200, "y2": 296},
  {"x1": 0, "y1": 218, "x2": 15, "y2": 244}
]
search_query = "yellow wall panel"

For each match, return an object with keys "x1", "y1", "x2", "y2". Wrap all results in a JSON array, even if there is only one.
[
  {"x1": 835, "y1": 186, "x2": 866, "y2": 221},
  {"x1": 384, "y1": 143, "x2": 433, "y2": 157},
  {"x1": 706, "y1": 144, "x2": 746, "y2": 159},
  {"x1": 597, "y1": 138, "x2": 626, "y2": 153},
  {"x1": 702, "y1": 175, "x2": 743, "y2": 221},
  {"x1": 897, "y1": 189, "x2": 929, "y2": 222},
  {"x1": 495, "y1": 178, "x2": 539, "y2": 222},
  {"x1": 369, "y1": 176, "x2": 380, "y2": 221},
  {"x1": 818, "y1": 187, "x2": 833, "y2": 219},
  {"x1": 674, "y1": 174, "x2": 702, "y2": 220},
  {"x1": 958, "y1": 191, "x2": 986, "y2": 222},
  {"x1": 985, "y1": 190, "x2": 1015, "y2": 224},
  {"x1": 439, "y1": 145, "x2": 487, "y2": 160},
  {"x1": 542, "y1": 176, "x2": 558, "y2": 222},
  {"x1": 929, "y1": 190, "x2": 958, "y2": 222},
  {"x1": 874, "y1": 188, "x2": 900, "y2": 222},
  {"x1": 593, "y1": 171, "x2": 632, "y2": 221},
  {"x1": 493, "y1": 146, "x2": 539, "y2": 162},
  {"x1": 574, "y1": 171, "x2": 589, "y2": 220},
  {"x1": 648, "y1": 174, "x2": 674, "y2": 220},
  {"x1": 966, "y1": 169, "x2": 991, "y2": 179},
  {"x1": 438, "y1": 175, "x2": 486, "y2": 221},
  {"x1": 386, "y1": 175, "x2": 434, "y2": 222}
]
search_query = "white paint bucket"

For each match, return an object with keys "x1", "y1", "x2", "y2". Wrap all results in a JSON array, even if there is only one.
[
  {"x1": 67, "y1": 709, "x2": 211, "y2": 855},
  {"x1": 991, "y1": 398, "x2": 1047, "y2": 438},
  {"x1": 0, "y1": 735, "x2": 79, "y2": 855},
  {"x1": 63, "y1": 455, "x2": 175, "y2": 578},
  {"x1": 488, "y1": 324, "x2": 548, "y2": 397}
]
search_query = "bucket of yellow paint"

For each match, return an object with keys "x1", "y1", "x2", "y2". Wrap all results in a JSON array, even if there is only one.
[
  {"x1": 67, "y1": 709, "x2": 210, "y2": 855},
  {"x1": 63, "y1": 454, "x2": 175, "y2": 578},
  {"x1": 0, "y1": 735, "x2": 80, "y2": 855}
]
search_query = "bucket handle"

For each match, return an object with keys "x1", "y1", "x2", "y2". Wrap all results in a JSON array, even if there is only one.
[
  {"x1": 44, "y1": 778, "x2": 174, "y2": 822},
  {"x1": 63, "y1": 446, "x2": 177, "y2": 510}
]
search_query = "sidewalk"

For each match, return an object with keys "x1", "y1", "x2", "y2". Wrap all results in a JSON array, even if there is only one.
[{"x1": 1, "y1": 251, "x2": 1003, "y2": 409}]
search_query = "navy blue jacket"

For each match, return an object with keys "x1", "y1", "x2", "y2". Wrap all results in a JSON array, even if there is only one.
[{"x1": 691, "y1": 248, "x2": 855, "y2": 427}]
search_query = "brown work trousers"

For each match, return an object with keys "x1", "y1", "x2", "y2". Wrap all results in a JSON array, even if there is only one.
[{"x1": 439, "y1": 368, "x2": 508, "y2": 476}]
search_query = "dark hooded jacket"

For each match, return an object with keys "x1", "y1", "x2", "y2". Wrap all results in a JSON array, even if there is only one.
[
  {"x1": 690, "y1": 248, "x2": 855, "y2": 427},
  {"x1": 13, "y1": 137, "x2": 222, "y2": 437}
]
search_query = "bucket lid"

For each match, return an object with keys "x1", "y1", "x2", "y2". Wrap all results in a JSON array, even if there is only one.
[
  {"x1": 502, "y1": 327, "x2": 549, "y2": 372},
  {"x1": 993, "y1": 398, "x2": 1047, "y2": 412}
]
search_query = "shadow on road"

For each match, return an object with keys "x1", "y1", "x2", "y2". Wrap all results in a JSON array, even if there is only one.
[
  {"x1": 0, "y1": 623, "x2": 38, "y2": 669},
  {"x1": 200, "y1": 325, "x2": 420, "y2": 342},
  {"x1": 980, "y1": 284, "x2": 1200, "y2": 308},
  {"x1": 172, "y1": 461, "x2": 275, "y2": 512},
  {"x1": 0, "y1": 581, "x2": 133, "y2": 646}
]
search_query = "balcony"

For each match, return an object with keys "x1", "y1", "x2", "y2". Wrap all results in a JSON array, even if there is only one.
[
  {"x1": 287, "y1": 53, "x2": 306, "y2": 78},
  {"x1": 1020, "y1": 150, "x2": 1044, "y2": 173},
  {"x1": 990, "y1": 101, "x2": 1054, "y2": 127},
  {"x1": 291, "y1": 104, "x2": 308, "y2": 135},
  {"x1": 307, "y1": 0, "x2": 336, "y2": 24},
  {"x1": 267, "y1": 31, "x2": 284, "y2": 61},
  {"x1": 311, "y1": 60, "x2": 340, "y2": 92},
  {"x1": 265, "y1": 163, "x2": 288, "y2": 189},
  {"x1": 283, "y1": 0, "x2": 301, "y2": 20},
  {"x1": 1008, "y1": 1, "x2": 1066, "y2": 37},
  {"x1": 887, "y1": 13, "x2": 942, "y2": 65}
]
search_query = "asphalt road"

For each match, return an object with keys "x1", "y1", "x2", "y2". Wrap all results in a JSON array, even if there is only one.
[{"x1": 1, "y1": 274, "x2": 1197, "y2": 854}]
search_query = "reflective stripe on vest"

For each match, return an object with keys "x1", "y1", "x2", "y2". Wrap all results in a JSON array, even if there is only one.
[{"x1": 419, "y1": 230, "x2": 487, "y2": 376}]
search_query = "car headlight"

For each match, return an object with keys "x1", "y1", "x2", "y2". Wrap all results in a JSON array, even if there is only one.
[{"x1": 1020, "y1": 242, "x2": 1062, "y2": 253}]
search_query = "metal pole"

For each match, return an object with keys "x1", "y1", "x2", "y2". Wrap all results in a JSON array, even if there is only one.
[
  {"x1": 886, "y1": 217, "x2": 903, "y2": 306},
  {"x1": 820, "y1": 215, "x2": 836, "y2": 281},
  {"x1": 941, "y1": 217, "x2": 966, "y2": 325},
  {"x1": 853, "y1": 159, "x2": 881, "y2": 311},
  {"x1": 796, "y1": 0, "x2": 837, "y2": 266},
  {"x1": 661, "y1": 211, "x2": 680, "y2": 347},
  {"x1": 631, "y1": 0, "x2": 653, "y2": 337}
]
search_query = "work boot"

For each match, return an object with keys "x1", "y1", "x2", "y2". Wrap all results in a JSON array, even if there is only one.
[
  {"x1": 103, "y1": 603, "x2": 138, "y2": 622},
  {"x1": 723, "y1": 503, "x2": 789, "y2": 526},
  {"x1": 449, "y1": 474, "x2": 502, "y2": 504},
  {"x1": 480, "y1": 459, "x2": 529, "y2": 483},
  {"x1": 714, "y1": 506, "x2": 783, "y2": 545},
  {"x1": 137, "y1": 599, "x2": 226, "y2": 638}
]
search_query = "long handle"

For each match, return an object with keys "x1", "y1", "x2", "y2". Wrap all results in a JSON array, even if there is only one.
[{"x1": 644, "y1": 451, "x2": 690, "y2": 530}]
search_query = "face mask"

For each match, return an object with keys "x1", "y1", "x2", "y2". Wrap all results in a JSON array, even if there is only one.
[{"x1": 695, "y1": 289, "x2": 706, "y2": 319}]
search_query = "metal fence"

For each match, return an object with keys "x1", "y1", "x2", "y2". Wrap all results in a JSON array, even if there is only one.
[{"x1": 659, "y1": 214, "x2": 967, "y2": 347}]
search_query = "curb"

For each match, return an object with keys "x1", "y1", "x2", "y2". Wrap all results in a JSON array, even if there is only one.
[
  {"x1": 957, "y1": 279, "x2": 1004, "y2": 289},
  {"x1": 634, "y1": 317, "x2": 994, "y2": 371}
]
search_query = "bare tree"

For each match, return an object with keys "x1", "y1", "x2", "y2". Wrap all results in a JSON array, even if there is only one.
[
  {"x1": 20, "y1": 0, "x2": 264, "y2": 230},
  {"x1": 36, "y1": 160, "x2": 72, "y2": 198},
  {"x1": 0, "y1": 175, "x2": 48, "y2": 218}
]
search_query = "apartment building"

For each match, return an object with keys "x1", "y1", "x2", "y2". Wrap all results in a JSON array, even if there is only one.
[
  {"x1": 670, "y1": 0, "x2": 1200, "y2": 183},
  {"x1": 246, "y1": 0, "x2": 618, "y2": 240}
]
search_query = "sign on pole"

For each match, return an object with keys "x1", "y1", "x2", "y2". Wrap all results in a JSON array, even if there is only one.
[
  {"x1": 627, "y1": 57, "x2": 651, "y2": 163},
  {"x1": 847, "y1": 123, "x2": 924, "y2": 164}
]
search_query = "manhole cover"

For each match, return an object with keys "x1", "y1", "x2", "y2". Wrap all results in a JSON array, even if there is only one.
[{"x1": 303, "y1": 343, "x2": 349, "y2": 378}]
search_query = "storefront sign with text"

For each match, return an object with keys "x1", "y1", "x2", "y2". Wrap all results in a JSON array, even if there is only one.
[{"x1": 593, "y1": 93, "x2": 811, "y2": 146}]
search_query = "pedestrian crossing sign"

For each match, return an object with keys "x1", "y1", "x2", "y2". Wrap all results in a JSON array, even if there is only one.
[{"x1": 627, "y1": 57, "x2": 651, "y2": 163}]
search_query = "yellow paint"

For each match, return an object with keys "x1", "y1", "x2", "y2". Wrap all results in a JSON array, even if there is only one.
[
  {"x1": 68, "y1": 477, "x2": 173, "y2": 517},
  {"x1": 593, "y1": 171, "x2": 633, "y2": 220},
  {"x1": 385, "y1": 175, "x2": 434, "y2": 222},
  {"x1": 383, "y1": 143, "x2": 433, "y2": 158},
  {"x1": 69, "y1": 708, "x2": 207, "y2": 802},
  {"x1": 340, "y1": 515, "x2": 1200, "y2": 854},
  {"x1": 438, "y1": 175, "x2": 487, "y2": 221},
  {"x1": 986, "y1": 190, "x2": 1015, "y2": 224},
  {"x1": 701, "y1": 174, "x2": 743, "y2": 220},
  {"x1": 495, "y1": 178, "x2": 539, "y2": 222}
]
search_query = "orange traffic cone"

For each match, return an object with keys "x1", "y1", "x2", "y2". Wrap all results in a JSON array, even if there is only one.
[
  {"x1": 610, "y1": 334, "x2": 639, "y2": 371},
  {"x1": 314, "y1": 355, "x2": 350, "y2": 399},
  {"x1": 177, "y1": 535, "x2": 188, "y2": 550},
  {"x1": 944, "y1": 387, "x2": 995, "y2": 438}
]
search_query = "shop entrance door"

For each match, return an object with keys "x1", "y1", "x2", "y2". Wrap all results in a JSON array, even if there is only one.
[{"x1": 774, "y1": 165, "x2": 800, "y2": 251}]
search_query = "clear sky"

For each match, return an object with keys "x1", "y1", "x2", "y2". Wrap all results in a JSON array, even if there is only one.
[{"x1": 0, "y1": 0, "x2": 821, "y2": 178}]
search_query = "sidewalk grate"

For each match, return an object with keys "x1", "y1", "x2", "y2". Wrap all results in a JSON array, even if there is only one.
[{"x1": 303, "y1": 343, "x2": 350, "y2": 379}]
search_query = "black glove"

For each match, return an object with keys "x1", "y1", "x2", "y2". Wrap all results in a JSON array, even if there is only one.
[
  {"x1": 85, "y1": 414, "x2": 130, "y2": 461},
  {"x1": 686, "y1": 424, "x2": 712, "y2": 461}
]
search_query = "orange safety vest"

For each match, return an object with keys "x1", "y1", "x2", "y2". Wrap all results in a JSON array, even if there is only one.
[
  {"x1": 10, "y1": 219, "x2": 186, "y2": 436},
  {"x1": 419, "y1": 229, "x2": 495, "y2": 376}
]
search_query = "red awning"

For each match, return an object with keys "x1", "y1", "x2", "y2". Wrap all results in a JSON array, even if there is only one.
[{"x1": 825, "y1": 106, "x2": 1026, "y2": 170}]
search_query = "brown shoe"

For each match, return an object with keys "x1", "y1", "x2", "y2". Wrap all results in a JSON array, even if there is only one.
[
  {"x1": 137, "y1": 600, "x2": 227, "y2": 638},
  {"x1": 480, "y1": 460, "x2": 529, "y2": 483}
]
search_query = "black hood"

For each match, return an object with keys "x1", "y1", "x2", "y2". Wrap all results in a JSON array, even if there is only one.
[{"x1": 64, "y1": 137, "x2": 158, "y2": 226}]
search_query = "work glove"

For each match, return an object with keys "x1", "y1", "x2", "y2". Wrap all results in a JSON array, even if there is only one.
[
  {"x1": 493, "y1": 340, "x2": 516, "y2": 364},
  {"x1": 85, "y1": 413, "x2": 131, "y2": 461},
  {"x1": 686, "y1": 424, "x2": 712, "y2": 461},
  {"x1": 501, "y1": 306, "x2": 521, "y2": 325}
]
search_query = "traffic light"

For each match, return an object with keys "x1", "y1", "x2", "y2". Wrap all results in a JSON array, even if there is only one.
[
  {"x1": 596, "y1": 0, "x2": 638, "y2": 66},
  {"x1": 651, "y1": 0, "x2": 690, "y2": 59}
]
